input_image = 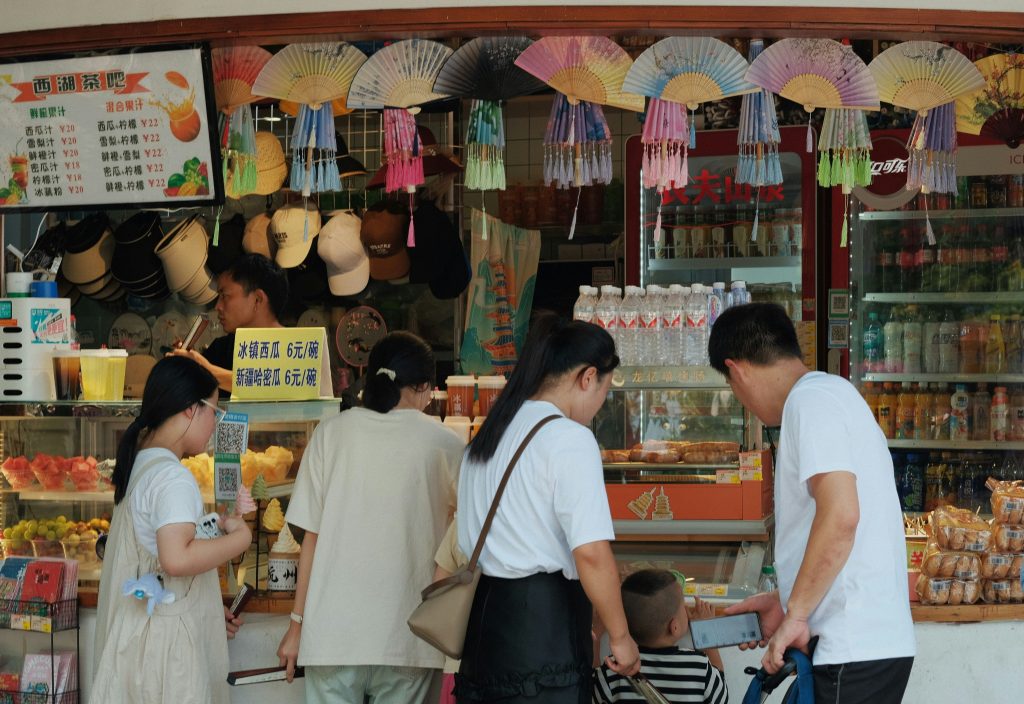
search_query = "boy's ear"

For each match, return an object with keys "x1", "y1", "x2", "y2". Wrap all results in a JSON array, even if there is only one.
[{"x1": 668, "y1": 614, "x2": 683, "y2": 638}]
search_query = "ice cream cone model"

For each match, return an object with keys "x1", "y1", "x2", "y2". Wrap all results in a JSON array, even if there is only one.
[
  {"x1": 262, "y1": 498, "x2": 285, "y2": 532},
  {"x1": 234, "y1": 483, "x2": 257, "y2": 517},
  {"x1": 268, "y1": 523, "x2": 300, "y2": 592},
  {"x1": 628, "y1": 490, "x2": 654, "y2": 520},
  {"x1": 652, "y1": 487, "x2": 673, "y2": 521},
  {"x1": 251, "y1": 473, "x2": 269, "y2": 501}
]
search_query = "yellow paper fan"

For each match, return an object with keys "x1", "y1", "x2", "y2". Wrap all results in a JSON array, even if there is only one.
[
  {"x1": 253, "y1": 42, "x2": 367, "y2": 108},
  {"x1": 955, "y1": 53, "x2": 1024, "y2": 135},
  {"x1": 869, "y1": 41, "x2": 985, "y2": 113},
  {"x1": 212, "y1": 46, "x2": 273, "y2": 114}
]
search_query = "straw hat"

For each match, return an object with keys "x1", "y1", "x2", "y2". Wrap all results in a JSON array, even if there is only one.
[
  {"x1": 242, "y1": 212, "x2": 277, "y2": 259},
  {"x1": 180, "y1": 267, "x2": 217, "y2": 303},
  {"x1": 254, "y1": 132, "x2": 287, "y2": 196},
  {"x1": 155, "y1": 216, "x2": 209, "y2": 292},
  {"x1": 270, "y1": 203, "x2": 321, "y2": 269}
]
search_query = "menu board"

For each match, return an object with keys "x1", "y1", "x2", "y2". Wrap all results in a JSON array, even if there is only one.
[{"x1": 0, "y1": 45, "x2": 221, "y2": 212}]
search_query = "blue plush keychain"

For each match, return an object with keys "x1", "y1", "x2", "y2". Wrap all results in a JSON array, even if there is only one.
[{"x1": 123, "y1": 574, "x2": 176, "y2": 616}]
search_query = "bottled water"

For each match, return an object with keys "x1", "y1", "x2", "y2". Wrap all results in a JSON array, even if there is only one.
[
  {"x1": 863, "y1": 311, "x2": 883, "y2": 372},
  {"x1": 640, "y1": 285, "x2": 663, "y2": 366},
  {"x1": 685, "y1": 283, "x2": 709, "y2": 366},
  {"x1": 883, "y1": 307, "x2": 904, "y2": 373},
  {"x1": 662, "y1": 284, "x2": 686, "y2": 366},
  {"x1": 708, "y1": 282, "x2": 726, "y2": 327},
  {"x1": 757, "y1": 565, "x2": 778, "y2": 593},
  {"x1": 594, "y1": 285, "x2": 620, "y2": 344},
  {"x1": 572, "y1": 285, "x2": 597, "y2": 323},
  {"x1": 902, "y1": 306, "x2": 923, "y2": 374},
  {"x1": 617, "y1": 286, "x2": 643, "y2": 366},
  {"x1": 728, "y1": 280, "x2": 750, "y2": 307}
]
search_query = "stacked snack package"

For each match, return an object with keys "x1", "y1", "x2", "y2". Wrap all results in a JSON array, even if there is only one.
[
  {"x1": 917, "y1": 505, "x2": 990, "y2": 605},
  {"x1": 983, "y1": 478, "x2": 1024, "y2": 603}
]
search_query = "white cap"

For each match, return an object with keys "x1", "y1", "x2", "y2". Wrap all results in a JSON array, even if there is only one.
[
  {"x1": 317, "y1": 212, "x2": 369, "y2": 296},
  {"x1": 611, "y1": 286, "x2": 622, "y2": 295},
  {"x1": 681, "y1": 286, "x2": 692, "y2": 294},
  {"x1": 600, "y1": 285, "x2": 615, "y2": 294},
  {"x1": 733, "y1": 280, "x2": 747, "y2": 288},
  {"x1": 713, "y1": 282, "x2": 725, "y2": 289},
  {"x1": 579, "y1": 285, "x2": 589, "y2": 294},
  {"x1": 587, "y1": 286, "x2": 600, "y2": 295},
  {"x1": 668, "y1": 284, "x2": 685, "y2": 292},
  {"x1": 646, "y1": 284, "x2": 660, "y2": 294},
  {"x1": 691, "y1": 283, "x2": 703, "y2": 293},
  {"x1": 271, "y1": 202, "x2": 322, "y2": 269}
]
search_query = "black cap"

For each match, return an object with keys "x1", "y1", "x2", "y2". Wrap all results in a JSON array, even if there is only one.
[{"x1": 408, "y1": 201, "x2": 470, "y2": 300}]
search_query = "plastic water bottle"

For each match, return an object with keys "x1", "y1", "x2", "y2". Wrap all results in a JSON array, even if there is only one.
[
  {"x1": 617, "y1": 286, "x2": 642, "y2": 366},
  {"x1": 883, "y1": 307, "x2": 904, "y2": 373},
  {"x1": 902, "y1": 306, "x2": 923, "y2": 374},
  {"x1": 938, "y1": 309, "x2": 960, "y2": 373},
  {"x1": 708, "y1": 282, "x2": 726, "y2": 327},
  {"x1": 922, "y1": 309, "x2": 941, "y2": 374},
  {"x1": 685, "y1": 283, "x2": 709, "y2": 366},
  {"x1": 757, "y1": 565, "x2": 778, "y2": 593},
  {"x1": 728, "y1": 280, "x2": 750, "y2": 307},
  {"x1": 640, "y1": 285, "x2": 663, "y2": 366},
  {"x1": 572, "y1": 285, "x2": 596, "y2": 323},
  {"x1": 595, "y1": 285, "x2": 620, "y2": 344},
  {"x1": 662, "y1": 285, "x2": 686, "y2": 366},
  {"x1": 863, "y1": 311, "x2": 883, "y2": 372}
]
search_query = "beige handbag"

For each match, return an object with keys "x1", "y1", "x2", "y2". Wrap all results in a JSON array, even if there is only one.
[{"x1": 408, "y1": 415, "x2": 559, "y2": 659}]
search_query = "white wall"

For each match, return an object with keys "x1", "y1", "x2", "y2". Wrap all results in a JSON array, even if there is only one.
[{"x1": 5, "y1": 0, "x2": 1022, "y2": 35}]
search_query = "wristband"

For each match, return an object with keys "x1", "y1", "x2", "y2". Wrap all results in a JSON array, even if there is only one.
[{"x1": 290, "y1": 612, "x2": 303, "y2": 624}]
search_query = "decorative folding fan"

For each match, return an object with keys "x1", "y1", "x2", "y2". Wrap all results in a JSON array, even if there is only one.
[
  {"x1": 221, "y1": 104, "x2": 258, "y2": 199},
  {"x1": 279, "y1": 97, "x2": 353, "y2": 117},
  {"x1": 641, "y1": 98, "x2": 689, "y2": 242},
  {"x1": 869, "y1": 41, "x2": 985, "y2": 113},
  {"x1": 212, "y1": 46, "x2": 273, "y2": 114},
  {"x1": 346, "y1": 39, "x2": 453, "y2": 111},
  {"x1": 515, "y1": 36, "x2": 645, "y2": 112},
  {"x1": 956, "y1": 53, "x2": 1024, "y2": 148},
  {"x1": 624, "y1": 36, "x2": 758, "y2": 108},
  {"x1": 289, "y1": 104, "x2": 340, "y2": 196},
  {"x1": 818, "y1": 107, "x2": 872, "y2": 247},
  {"x1": 465, "y1": 99, "x2": 507, "y2": 192},
  {"x1": 434, "y1": 36, "x2": 545, "y2": 101},
  {"x1": 253, "y1": 42, "x2": 367, "y2": 107},
  {"x1": 736, "y1": 39, "x2": 782, "y2": 187}
]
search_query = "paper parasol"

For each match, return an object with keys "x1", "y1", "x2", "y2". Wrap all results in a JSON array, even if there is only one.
[
  {"x1": 382, "y1": 108, "x2": 425, "y2": 194},
  {"x1": 869, "y1": 41, "x2": 985, "y2": 114},
  {"x1": 641, "y1": 98, "x2": 689, "y2": 192},
  {"x1": 221, "y1": 104, "x2": 259, "y2": 199},
  {"x1": 279, "y1": 96, "x2": 353, "y2": 117},
  {"x1": 817, "y1": 108, "x2": 872, "y2": 192},
  {"x1": 736, "y1": 39, "x2": 782, "y2": 187},
  {"x1": 434, "y1": 36, "x2": 545, "y2": 101},
  {"x1": 346, "y1": 39, "x2": 453, "y2": 111},
  {"x1": 465, "y1": 99, "x2": 507, "y2": 191},
  {"x1": 289, "y1": 104, "x2": 341, "y2": 196},
  {"x1": 543, "y1": 94, "x2": 614, "y2": 190},
  {"x1": 907, "y1": 102, "x2": 958, "y2": 194},
  {"x1": 746, "y1": 38, "x2": 880, "y2": 112},
  {"x1": 253, "y1": 42, "x2": 367, "y2": 108},
  {"x1": 515, "y1": 36, "x2": 645, "y2": 112},
  {"x1": 955, "y1": 53, "x2": 1024, "y2": 148},
  {"x1": 212, "y1": 46, "x2": 273, "y2": 114}
]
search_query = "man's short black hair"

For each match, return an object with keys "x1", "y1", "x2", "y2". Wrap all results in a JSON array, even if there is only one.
[
  {"x1": 223, "y1": 253, "x2": 289, "y2": 321},
  {"x1": 708, "y1": 302, "x2": 803, "y2": 378},
  {"x1": 621, "y1": 569, "x2": 681, "y2": 646}
]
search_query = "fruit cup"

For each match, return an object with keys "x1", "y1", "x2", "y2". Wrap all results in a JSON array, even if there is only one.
[
  {"x1": 0, "y1": 538, "x2": 32, "y2": 558},
  {"x1": 1, "y1": 457, "x2": 36, "y2": 489},
  {"x1": 30, "y1": 455, "x2": 67, "y2": 490},
  {"x1": 61, "y1": 535, "x2": 99, "y2": 565},
  {"x1": 68, "y1": 457, "x2": 101, "y2": 492},
  {"x1": 30, "y1": 538, "x2": 64, "y2": 558}
]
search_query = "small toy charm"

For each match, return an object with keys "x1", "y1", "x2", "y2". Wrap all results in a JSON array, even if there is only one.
[{"x1": 123, "y1": 573, "x2": 176, "y2": 616}]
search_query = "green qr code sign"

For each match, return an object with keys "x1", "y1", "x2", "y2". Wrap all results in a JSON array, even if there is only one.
[{"x1": 0, "y1": 301, "x2": 11, "y2": 319}]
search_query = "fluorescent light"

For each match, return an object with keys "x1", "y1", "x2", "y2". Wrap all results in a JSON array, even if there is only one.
[{"x1": 259, "y1": 116, "x2": 283, "y2": 123}]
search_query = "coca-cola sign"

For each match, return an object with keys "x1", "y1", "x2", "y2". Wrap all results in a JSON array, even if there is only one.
[{"x1": 865, "y1": 135, "x2": 911, "y2": 197}]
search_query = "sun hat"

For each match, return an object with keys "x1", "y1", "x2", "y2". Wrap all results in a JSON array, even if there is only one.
[
  {"x1": 270, "y1": 202, "x2": 321, "y2": 269},
  {"x1": 61, "y1": 215, "x2": 115, "y2": 286},
  {"x1": 360, "y1": 202, "x2": 410, "y2": 281},
  {"x1": 155, "y1": 215, "x2": 210, "y2": 292},
  {"x1": 254, "y1": 132, "x2": 288, "y2": 196},
  {"x1": 317, "y1": 211, "x2": 369, "y2": 296},
  {"x1": 365, "y1": 126, "x2": 461, "y2": 190},
  {"x1": 242, "y1": 212, "x2": 276, "y2": 259},
  {"x1": 206, "y1": 214, "x2": 246, "y2": 275},
  {"x1": 179, "y1": 266, "x2": 215, "y2": 301},
  {"x1": 112, "y1": 211, "x2": 166, "y2": 287},
  {"x1": 77, "y1": 271, "x2": 114, "y2": 296},
  {"x1": 408, "y1": 201, "x2": 471, "y2": 299}
]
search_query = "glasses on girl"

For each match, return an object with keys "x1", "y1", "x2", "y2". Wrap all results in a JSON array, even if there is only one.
[{"x1": 200, "y1": 399, "x2": 227, "y2": 423}]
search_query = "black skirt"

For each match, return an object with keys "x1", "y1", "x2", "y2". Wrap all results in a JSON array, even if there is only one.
[{"x1": 455, "y1": 571, "x2": 593, "y2": 704}]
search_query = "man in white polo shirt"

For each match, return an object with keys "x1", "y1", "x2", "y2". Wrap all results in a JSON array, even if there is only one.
[{"x1": 709, "y1": 303, "x2": 915, "y2": 704}]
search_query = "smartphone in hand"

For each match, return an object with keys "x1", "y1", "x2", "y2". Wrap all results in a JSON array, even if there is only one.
[
  {"x1": 689, "y1": 613, "x2": 763, "y2": 650},
  {"x1": 182, "y1": 315, "x2": 210, "y2": 351}
]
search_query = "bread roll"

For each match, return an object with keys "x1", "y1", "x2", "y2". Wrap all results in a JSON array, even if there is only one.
[
  {"x1": 963, "y1": 580, "x2": 981, "y2": 604},
  {"x1": 948, "y1": 580, "x2": 964, "y2": 605}
]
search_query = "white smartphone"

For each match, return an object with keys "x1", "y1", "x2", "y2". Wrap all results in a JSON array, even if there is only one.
[{"x1": 689, "y1": 613, "x2": 763, "y2": 650}]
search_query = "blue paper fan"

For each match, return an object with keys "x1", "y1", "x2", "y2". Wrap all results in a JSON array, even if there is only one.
[
  {"x1": 347, "y1": 39, "x2": 453, "y2": 110},
  {"x1": 434, "y1": 36, "x2": 546, "y2": 101}
]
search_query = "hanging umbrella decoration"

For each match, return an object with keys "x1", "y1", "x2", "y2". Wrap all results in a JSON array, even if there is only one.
[
  {"x1": 905, "y1": 102, "x2": 958, "y2": 246},
  {"x1": 817, "y1": 107, "x2": 873, "y2": 247},
  {"x1": 955, "y1": 53, "x2": 1024, "y2": 149},
  {"x1": 736, "y1": 39, "x2": 783, "y2": 188},
  {"x1": 463, "y1": 100, "x2": 507, "y2": 191},
  {"x1": 638, "y1": 98, "x2": 689, "y2": 243},
  {"x1": 347, "y1": 39, "x2": 455, "y2": 247}
]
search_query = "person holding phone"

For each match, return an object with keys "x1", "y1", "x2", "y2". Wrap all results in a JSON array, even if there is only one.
[
  {"x1": 455, "y1": 314, "x2": 639, "y2": 703},
  {"x1": 92, "y1": 357, "x2": 252, "y2": 703},
  {"x1": 708, "y1": 304, "x2": 915, "y2": 704}
]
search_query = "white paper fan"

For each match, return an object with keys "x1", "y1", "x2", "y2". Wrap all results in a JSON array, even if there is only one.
[
  {"x1": 347, "y1": 39, "x2": 454, "y2": 110},
  {"x1": 253, "y1": 42, "x2": 367, "y2": 107},
  {"x1": 869, "y1": 41, "x2": 985, "y2": 113}
]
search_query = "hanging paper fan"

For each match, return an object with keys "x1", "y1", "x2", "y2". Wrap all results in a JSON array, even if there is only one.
[
  {"x1": 956, "y1": 53, "x2": 1024, "y2": 147},
  {"x1": 253, "y1": 42, "x2": 367, "y2": 107},
  {"x1": 347, "y1": 39, "x2": 453, "y2": 111},
  {"x1": 907, "y1": 102, "x2": 959, "y2": 194},
  {"x1": 624, "y1": 36, "x2": 758, "y2": 107},
  {"x1": 279, "y1": 96, "x2": 354, "y2": 117},
  {"x1": 514, "y1": 36, "x2": 645, "y2": 112},
  {"x1": 212, "y1": 46, "x2": 273, "y2": 114},
  {"x1": 465, "y1": 99, "x2": 507, "y2": 191},
  {"x1": 289, "y1": 104, "x2": 340, "y2": 196},
  {"x1": 736, "y1": 39, "x2": 783, "y2": 187},
  {"x1": 869, "y1": 41, "x2": 985, "y2": 113},
  {"x1": 543, "y1": 94, "x2": 614, "y2": 190},
  {"x1": 221, "y1": 103, "x2": 259, "y2": 198},
  {"x1": 434, "y1": 36, "x2": 546, "y2": 101}
]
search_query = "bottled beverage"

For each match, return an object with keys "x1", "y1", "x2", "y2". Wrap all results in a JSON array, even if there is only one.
[
  {"x1": 708, "y1": 282, "x2": 726, "y2": 327},
  {"x1": 902, "y1": 306, "x2": 923, "y2": 374},
  {"x1": 733, "y1": 204, "x2": 752, "y2": 256},
  {"x1": 898, "y1": 227, "x2": 923, "y2": 291},
  {"x1": 933, "y1": 383, "x2": 951, "y2": 440},
  {"x1": 595, "y1": 285, "x2": 620, "y2": 343},
  {"x1": 728, "y1": 280, "x2": 750, "y2": 307},
  {"x1": 970, "y1": 224, "x2": 992, "y2": 291},
  {"x1": 877, "y1": 226, "x2": 897, "y2": 292},
  {"x1": 924, "y1": 453, "x2": 945, "y2": 511},
  {"x1": 998, "y1": 452, "x2": 1022, "y2": 482},
  {"x1": 938, "y1": 309, "x2": 960, "y2": 373},
  {"x1": 920, "y1": 226, "x2": 937, "y2": 291},
  {"x1": 935, "y1": 224, "x2": 955, "y2": 292},
  {"x1": 572, "y1": 285, "x2": 597, "y2": 323},
  {"x1": 896, "y1": 383, "x2": 916, "y2": 440},
  {"x1": 1010, "y1": 228, "x2": 1024, "y2": 292},
  {"x1": 986, "y1": 314, "x2": 1006, "y2": 373},
  {"x1": 757, "y1": 565, "x2": 778, "y2": 593},
  {"x1": 956, "y1": 454, "x2": 978, "y2": 513},
  {"x1": 617, "y1": 286, "x2": 642, "y2": 366},
  {"x1": 1005, "y1": 314, "x2": 1023, "y2": 374},
  {"x1": 954, "y1": 225, "x2": 971, "y2": 293},
  {"x1": 684, "y1": 284, "x2": 709, "y2": 366},
  {"x1": 991, "y1": 386, "x2": 1010, "y2": 441},
  {"x1": 878, "y1": 383, "x2": 896, "y2": 439},
  {"x1": 950, "y1": 384, "x2": 970, "y2": 441},
  {"x1": 959, "y1": 314, "x2": 983, "y2": 374},
  {"x1": 862, "y1": 382, "x2": 880, "y2": 422},
  {"x1": 640, "y1": 285, "x2": 662, "y2": 366},
  {"x1": 883, "y1": 307, "x2": 904, "y2": 373},
  {"x1": 863, "y1": 311, "x2": 883, "y2": 372},
  {"x1": 662, "y1": 284, "x2": 686, "y2": 365},
  {"x1": 899, "y1": 453, "x2": 925, "y2": 512},
  {"x1": 922, "y1": 308, "x2": 941, "y2": 374},
  {"x1": 68, "y1": 314, "x2": 80, "y2": 350},
  {"x1": 971, "y1": 383, "x2": 992, "y2": 441},
  {"x1": 914, "y1": 383, "x2": 933, "y2": 440},
  {"x1": 1011, "y1": 386, "x2": 1024, "y2": 441},
  {"x1": 991, "y1": 225, "x2": 1010, "y2": 291}
]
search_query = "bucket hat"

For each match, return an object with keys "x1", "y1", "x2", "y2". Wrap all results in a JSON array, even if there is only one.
[
  {"x1": 155, "y1": 215, "x2": 209, "y2": 292},
  {"x1": 77, "y1": 271, "x2": 114, "y2": 297},
  {"x1": 366, "y1": 126, "x2": 461, "y2": 190},
  {"x1": 62, "y1": 215, "x2": 114, "y2": 286},
  {"x1": 318, "y1": 211, "x2": 369, "y2": 296},
  {"x1": 207, "y1": 214, "x2": 246, "y2": 275},
  {"x1": 409, "y1": 201, "x2": 471, "y2": 299},
  {"x1": 254, "y1": 132, "x2": 288, "y2": 196},
  {"x1": 112, "y1": 212, "x2": 166, "y2": 287},
  {"x1": 242, "y1": 212, "x2": 276, "y2": 259},
  {"x1": 180, "y1": 267, "x2": 216, "y2": 303},
  {"x1": 360, "y1": 202, "x2": 410, "y2": 281},
  {"x1": 270, "y1": 203, "x2": 321, "y2": 269}
]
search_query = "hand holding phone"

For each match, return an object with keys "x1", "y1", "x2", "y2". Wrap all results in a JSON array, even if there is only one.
[
  {"x1": 689, "y1": 612, "x2": 763, "y2": 650},
  {"x1": 182, "y1": 315, "x2": 210, "y2": 351}
]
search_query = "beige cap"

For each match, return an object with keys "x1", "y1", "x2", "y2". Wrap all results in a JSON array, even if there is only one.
[
  {"x1": 179, "y1": 266, "x2": 215, "y2": 302},
  {"x1": 318, "y1": 212, "x2": 369, "y2": 296},
  {"x1": 242, "y1": 212, "x2": 276, "y2": 259},
  {"x1": 254, "y1": 132, "x2": 287, "y2": 196},
  {"x1": 270, "y1": 203, "x2": 321, "y2": 269},
  {"x1": 61, "y1": 227, "x2": 115, "y2": 286},
  {"x1": 155, "y1": 216, "x2": 209, "y2": 292}
]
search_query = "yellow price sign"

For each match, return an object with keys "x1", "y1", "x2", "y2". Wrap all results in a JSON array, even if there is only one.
[{"x1": 230, "y1": 327, "x2": 331, "y2": 401}]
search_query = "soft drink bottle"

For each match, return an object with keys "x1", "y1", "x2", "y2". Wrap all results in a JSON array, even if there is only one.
[
  {"x1": 899, "y1": 454, "x2": 925, "y2": 512},
  {"x1": 938, "y1": 309, "x2": 960, "y2": 373},
  {"x1": 662, "y1": 285, "x2": 686, "y2": 366},
  {"x1": 640, "y1": 285, "x2": 662, "y2": 366},
  {"x1": 991, "y1": 386, "x2": 1010, "y2": 441},
  {"x1": 896, "y1": 383, "x2": 916, "y2": 440},
  {"x1": 1005, "y1": 314, "x2": 1022, "y2": 373},
  {"x1": 922, "y1": 308, "x2": 941, "y2": 374},
  {"x1": 863, "y1": 311, "x2": 883, "y2": 372},
  {"x1": 914, "y1": 383, "x2": 933, "y2": 440},
  {"x1": 685, "y1": 284, "x2": 709, "y2": 366},
  {"x1": 594, "y1": 285, "x2": 620, "y2": 343},
  {"x1": 986, "y1": 314, "x2": 1006, "y2": 373},
  {"x1": 950, "y1": 384, "x2": 970, "y2": 441},
  {"x1": 1011, "y1": 386, "x2": 1024, "y2": 441},
  {"x1": 862, "y1": 382, "x2": 880, "y2": 422},
  {"x1": 902, "y1": 306, "x2": 923, "y2": 373},
  {"x1": 883, "y1": 307, "x2": 904, "y2": 373},
  {"x1": 933, "y1": 383, "x2": 951, "y2": 440},
  {"x1": 617, "y1": 286, "x2": 642, "y2": 366},
  {"x1": 878, "y1": 383, "x2": 896, "y2": 439},
  {"x1": 572, "y1": 285, "x2": 596, "y2": 323},
  {"x1": 971, "y1": 383, "x2": 991, "y2": 441}
]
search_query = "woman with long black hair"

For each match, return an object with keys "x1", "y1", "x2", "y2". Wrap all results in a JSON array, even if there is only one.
[
  {"x1": 93, "y1": 356, "x2": 251, "y2": 703},
  {"x1": 455, "y1": 314, "x2": 640, "y2": 703}
]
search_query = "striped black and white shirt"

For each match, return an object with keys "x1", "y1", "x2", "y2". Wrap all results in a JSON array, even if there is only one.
[{"x1": 593, "y1": 647, "x2": 728, "y2": 704}]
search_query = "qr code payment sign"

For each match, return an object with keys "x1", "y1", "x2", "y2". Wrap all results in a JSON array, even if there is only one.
[
  {"x1": 216, "y1": 412, "x2": 249, "y2": 455},
  {"x1": 214, "y1": 454, "x2": 241, "y2": 502}
]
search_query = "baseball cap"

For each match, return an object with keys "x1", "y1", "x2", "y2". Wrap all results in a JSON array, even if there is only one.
[
  {"x1": 242, "y1": 212, "x2": 276, "y2": 259},
  {"x1": 409, "y1": 201, "x2": 471, "y2": 299},
  {"x1": 270, "y1": 203, "x2": 322, "y2": 269},
  {"x1": 318, "y1": 212, "x2": 369, "y2": 296},
  {"x1": 360, "y1": 203, "x2": 410, "y2": 281}
]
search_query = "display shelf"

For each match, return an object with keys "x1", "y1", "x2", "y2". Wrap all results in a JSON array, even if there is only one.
[
  {"x1": 863, "y1": 373, "x2": 1024, "y2": 384},
  {"x1": 611, "y1": 365, "x2": 728, "y2": 389},
  {"x1": 888, "y1": 439, "x2": 1024, "y2": 451},
  {"x1": 861, "y1": 292, "x2": 1024, "y2": 304},
  {"x1": 859, "y1": 207, "x2": 1024, "y2": 221},
  {"x1": 15, "y1": 490, "x2": 114, "y2": 503},
  {"x1": 911, "y1": 603, "x2": 1024, "y2": 623},
  {"x1": 0, "y1": 398, "x2": 342, "y2": 423},
  {"x1": 603, "y1": 463, "x2": 738, "y2": 471},
  {"x1": 648, "y1": 256, "x2": 801, "y2": 271},
  {"x1": 613, "y1": 516, "x2": 772, "y2": 542}
]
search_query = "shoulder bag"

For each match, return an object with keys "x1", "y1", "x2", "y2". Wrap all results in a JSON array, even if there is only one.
[{"x1": 408, "y1": 414, "x2": 560, "y2": 659}]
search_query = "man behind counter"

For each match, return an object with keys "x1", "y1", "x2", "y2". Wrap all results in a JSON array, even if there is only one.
[{"x1": 173, "y1": 253, "x2": 289, "y2": 395}]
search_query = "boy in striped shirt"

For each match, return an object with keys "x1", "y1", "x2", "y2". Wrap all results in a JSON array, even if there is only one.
[{"x1": 594, "y1": 569, "x2": 728, "y2": 704}]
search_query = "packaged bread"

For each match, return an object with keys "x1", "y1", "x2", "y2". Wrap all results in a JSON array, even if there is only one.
[
  {"x1": 992, "y1": 523, "x2": 1024, "y2": 552},
  {"x1": 638, "y1": 450, "x2": 680, "y2": 464},
  {"x1": 627, "y1": 441, "x2": 680, "y2": 464},
  {"x1": 981, "y1": 553, "x2": 1014, "y2": 579},
  {"x1": 679, "y1": 441, "x2": 741, "y2": 465},
  {"x1": 986, "y1": 477, "x2": 1024, "y2": 524},
  {"x1": 920, "y1": 543, "x2": 981, "y2": 580},
  {"x1": 916, "y1": 576, "x2": 952, "y2": 605},
  {"x1": 1011, "y1": 554, "x2": 1023, "y2": 579},
  {"x1": 928, "y1": 505, "x2": 992, "y2": 552},
  {"x1": 601, "y1": 449, "x2": 630, "y2": 464},
  {"x1": 982, "y1": 579, "x2": 1024, "y2": 604}
]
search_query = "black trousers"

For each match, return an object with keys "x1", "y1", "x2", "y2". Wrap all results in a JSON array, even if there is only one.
[
  {"x1": 813, "y1": 656, "x2": 914, "y2": 704},
  {"x1": 455, "y1": 572, "x2": 592, "y2": 703}
]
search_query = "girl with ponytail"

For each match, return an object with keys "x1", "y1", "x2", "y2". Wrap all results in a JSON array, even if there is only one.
[
  {"x1": 93, "y1": 356, "x2": 251, "y2": 704},
  {"x1": 455, "y1": 313, "x2": 640, "y2": 703},
  {"x1": 277, "y1": 331, "x2": 466, "y2": 702}
]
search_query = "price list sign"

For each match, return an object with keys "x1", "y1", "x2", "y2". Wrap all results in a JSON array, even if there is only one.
[{"x1": 0, "y1": 45, "x2": 221, "y2": 211}]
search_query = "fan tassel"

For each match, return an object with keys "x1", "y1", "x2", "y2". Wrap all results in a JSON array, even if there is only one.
[
  {"x1": 407, "y1": 192, "x2": 416, "y2": 248},
  {"x1": 481, "y1": 200, "x2": 488, "y2": 241},
  {"x1": 751, "y1": 187, "x2": 761, "y2": 242},
  {"x1": 212, "y1": 205, "x2": 223, "y2": 247},
  {"x1": 568, "y1": 187, "x2": 581, "y2": 241},
  {"x1": 654, "y1": 199, "x2": 662, "y2": 243},
  {"x1": 840, "y1": 196, "x2": 849, "y2": 249},
  {"x1": 806, "y1": 117, "x2": 813, "y2": 153},
  {"x1": 689, "y1": 109, "x2": 697, "y2": 150}
]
